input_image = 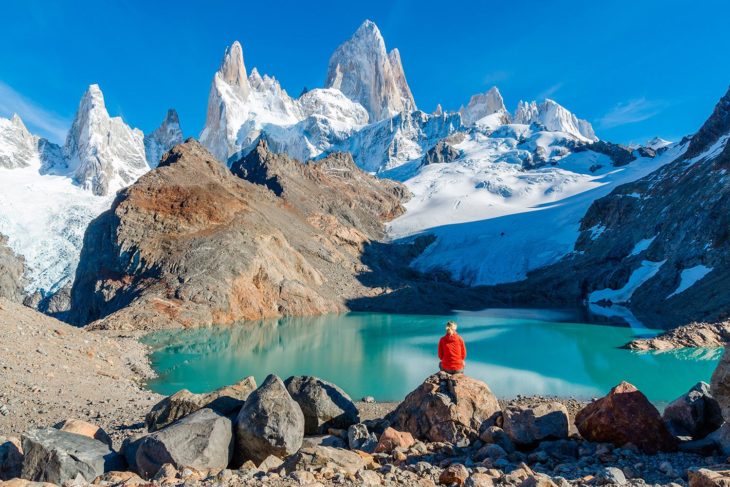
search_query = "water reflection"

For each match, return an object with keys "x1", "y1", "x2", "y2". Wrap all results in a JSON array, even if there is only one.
[{"x1": 143, "y1": 311, "x2": 720, "y2": 403}]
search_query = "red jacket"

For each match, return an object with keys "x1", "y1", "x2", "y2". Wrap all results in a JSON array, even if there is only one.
[{"x1": 438, "y1": 332, "x2": 466, "y2": 371}]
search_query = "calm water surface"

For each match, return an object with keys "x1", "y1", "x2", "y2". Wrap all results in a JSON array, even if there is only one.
[{"x1": 142, "y1": 309, "x2": 721, "y2": 403}]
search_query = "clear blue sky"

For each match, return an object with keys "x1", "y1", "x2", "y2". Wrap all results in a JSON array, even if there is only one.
[{"x1": 1, "y1": 0, "x2": 729, "y2": 145}]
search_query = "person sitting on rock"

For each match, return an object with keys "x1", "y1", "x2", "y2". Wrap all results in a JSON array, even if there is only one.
[{"x1": 438, "y1": 321, "x2": 466, "y2": 374}]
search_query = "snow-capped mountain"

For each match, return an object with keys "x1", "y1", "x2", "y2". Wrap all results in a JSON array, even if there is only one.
[
  {"x1": 0, "y1": 114, "x2": 38, "y2": 169},
  {"x1": 199, "y1": 40, "x2": 367, "y2": 164},
  {"x1": 64, "y1": 84, "x2": 149, "y2": 196},
  {"x1": 144, "y1": 108, "x2": 184, "y2": 167},
  {"x1": 325, "y1": 20, "x2": 416, "y2": 122},
  {"x1": 513, "y1": 99, "x2": 597, "y2": 142},
  {"x1": 459, "y1": 87, "x2": 509, "y2": 128},
  {"x1": 646, "y1": 136, "x2": 672, "y2": 150}
]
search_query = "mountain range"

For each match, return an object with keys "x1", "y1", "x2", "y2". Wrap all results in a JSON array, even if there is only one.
[{"x1": 0, "y1": 19, "x2": 724, "y2": 331}]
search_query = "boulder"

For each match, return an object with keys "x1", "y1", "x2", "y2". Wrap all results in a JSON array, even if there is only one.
[
  {"x1": 374, "y1": 427, "x2": 415, "y2": 453},
  {"x1": 479, "y1": 425, "x2": 516, "y2": 453},
  {"x1": 257, "y1": 455, "x2": 283, "y2": 472},
  {"x1": 0, "y1": 436, "x2": 23, "y2": 481},
  {"x1": 347, "y1": 423, "x2": 377, "y2": 452},
  {"x1": 663, "y1": 382, "x2": 723, "y2": 439},
  {"x1": 502, "y1": 402, "x2": 569, "y2": 446},
  {"x1": 279, "y1": 446, "x2": 365, "y2": 476},
  {"x1": 712, "y1": 340, "x2": 730, "y2": 422},
  {"x1": 284, "y1": 375, "x2": 360, "y2": 434},
  {"x1": 133, "y1": 407, "x2": 233, "y2": 479},
  {"x1": 234, "y1": 374, "x2": 304, "y2": 465},
  {"x1": 389, "y1": 372, "x2": 501, "y2": 444},
  {"x1": 21, "y1": 427, "x2": 125, "y2": 484},
  {"x1": 596, "y1": 467, "x2": 627, "y2": 485},
  {"x1": 145, "y1": 376, "x2": 256, "y2": 431},
  {"x1": 574, "y1": 381, "x2": 677, "y2": 453},
  {"x1": 54, "y1": 419, "x2": 112, "y2": 447},
  {"x1": 688, "y1": 467, "x2": 730, "y2": 487},
  {"x1": 439, "y1": 463, "x2": 469, "y2": 485}
]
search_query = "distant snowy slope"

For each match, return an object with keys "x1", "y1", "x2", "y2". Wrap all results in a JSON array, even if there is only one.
[{"x1": 388, "y1": 131, "x2": 683, "y2": 285}]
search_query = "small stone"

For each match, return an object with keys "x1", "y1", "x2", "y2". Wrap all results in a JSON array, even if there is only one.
[
  {"x1": 596, "y1": 467, "x2": 626, "y2": 486},
  {"x1": 375, "y1": 427, "x2": 416, "y2": 453},
  {"x1": 439, "y1": 463, "x2": 469, "y2": 485},
  {"x1": 362, "y1": 396, "x2": 376, "y2": 403}
]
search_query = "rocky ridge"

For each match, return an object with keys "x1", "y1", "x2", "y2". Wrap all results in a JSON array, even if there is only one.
[{"x1": 68, "y1": 139, "x2": 407, "y2": 330}]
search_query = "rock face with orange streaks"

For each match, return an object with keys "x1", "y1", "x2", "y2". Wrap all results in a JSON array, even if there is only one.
[{"x1": 69, "y1": 139, "x2": 407, "y2": 330}]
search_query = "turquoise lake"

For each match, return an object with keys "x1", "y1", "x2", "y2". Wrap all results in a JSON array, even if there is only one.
[{"x1": 142, "y1": 309, "x2": 722, "y2": 404}]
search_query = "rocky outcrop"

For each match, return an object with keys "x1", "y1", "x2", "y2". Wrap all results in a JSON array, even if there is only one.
[
  {"x1": 144, "y1": 109, "x2": 183, "y2": 167},
  {"x1": 233, "y1": 375, "x2": 304, "y2": 465},
  {"x1": 711, "y1": 347, "x2": 730, "y2": 423},
  {"x1": 68, "y1": 140, "x2": 407, "y2": 330},
  {"x1": 0, "y1": 234, "x2": 26, "y2": 302},
  {"x1": 21, "y1": 428, "x2": 124, "y2": 484},
  {"x1": 626, "y1": 322, "x2": 730, "y2": 350},
  {"x1": 325, "y1": 20, "x2": 416, "y2": 122},
  {"x1": 64, "y1": 84, "x2": 148, "y2": 196},
  {"x1": 662, "y1": 382, "x2": 723, "y2": 439},
  {"x1": 284, "y1": 376, "x2": 359, "y2": 435},
  {"x1": 132, "y1": 408, "x2": 233, "y2": 479},
  {"x1": 575, "y1": 382, "x2": 677, "y2": 453},
  {"x1": 388, "y1": 373, "x2": 501, "y2": 444},
  {"x1": 502, "y1": 403, "x2": 569, "y2": 447},
  {"x1": 145, "y1": 377, "x2": 256, "y2": 431},
  {"x1": 420, "y1": 140, "x2": 462, "y2": 166}
]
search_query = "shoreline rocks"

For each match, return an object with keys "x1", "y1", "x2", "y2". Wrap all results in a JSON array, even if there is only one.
[{"x1": 625, "y1": 321, "x2": 730, "y2": 351}]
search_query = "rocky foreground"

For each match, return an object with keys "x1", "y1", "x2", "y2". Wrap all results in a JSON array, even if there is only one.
[
  {"x1": 4, "y1": 327, "x2": 730, "y2": 487},
  {"x1": 625, "y1": 322, "x2": 730, "y2": 351}
]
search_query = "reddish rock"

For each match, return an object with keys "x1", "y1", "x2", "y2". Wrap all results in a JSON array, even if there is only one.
[
  {"x1": 575, "y1": 381, "x2": 677, "y2": 453},
  {"x1": 439, "y1": 463, "x2": 469, "y2": 485},
  {"x1": 374, "y1": 427, "x2": 415, "y2": 453},
  {"x1": 389, "y1": 372, "x2": 501, "y2": 444},
  {"x1": 688, "y1": 467, "x2": 730, "y2": 487}
]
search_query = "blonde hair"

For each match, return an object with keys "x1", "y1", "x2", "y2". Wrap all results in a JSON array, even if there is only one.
[{"x1": 445, "y1": 321, "x2": 458, "y2": 333}]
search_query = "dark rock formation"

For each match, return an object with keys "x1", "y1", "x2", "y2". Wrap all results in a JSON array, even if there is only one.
[
  {"x1": 662, "y1": 382, "x2": 723, "y2": 439},
  {"x1": 420, "y1": 141, "x2": 461, "y2": 167},
  {"x1": 21, "y1": 428, "x2": 125, "y2": 484},
  {"x1": 68, "y1": 139, "x2": 407, "y2": 330},
  {"x1": 502, "y1": 402, "x2": 569, "y2": 447},
  {"x1": 284, "y1": 376, "x2": 359, "y2": 435}
]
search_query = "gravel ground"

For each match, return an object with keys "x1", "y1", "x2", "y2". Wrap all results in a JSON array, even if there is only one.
[{"x1": 0, "y1": 298, "x2": 162, "y2": 448}]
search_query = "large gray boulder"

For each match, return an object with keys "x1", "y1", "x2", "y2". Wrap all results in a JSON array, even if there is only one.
[
  {"x1": 663, "y1": 381, "x2": 723, "y2": 439},
  {"x1": 502, "y1": 402, "x2": 570, "y2": 446},
  {"x1": 234, "y1": 374, "x2": 304, "y2": 465},
  {"x1": 21, "y1": 428, "x2": 125, "y2": 484},
  {"x1": 284, "y1": 376, "x2": 359, "y2": 434},
  {"x1": 146, "y1": 376, "x2": 256, "y2": 431},
  {"x1": 133, "y1": 408, "x2": 233, "y2": 479}
]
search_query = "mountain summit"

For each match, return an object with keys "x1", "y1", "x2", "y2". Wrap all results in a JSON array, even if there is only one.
[
  {"x1": 325, "y1": 20, "x2": 416, "y2": 122},
  {"x1": 64, "y1": 84, "x2": 148, "y2": 196}
]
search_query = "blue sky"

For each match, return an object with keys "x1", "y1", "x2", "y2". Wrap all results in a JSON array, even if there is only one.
[{"x1": 1, "y1": 0, "x2": 729, "y2": 145}]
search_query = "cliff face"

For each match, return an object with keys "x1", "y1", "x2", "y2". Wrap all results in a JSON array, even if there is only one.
[
  {"x1": 0, "y1": 234, "x2": 25, "y2": 302},
  {"x1": 69, "y1": 140, "x2": 408, "y2": 330}
]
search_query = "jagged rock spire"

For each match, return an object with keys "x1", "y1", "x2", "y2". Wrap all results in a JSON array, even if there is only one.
[
  {"x1": 144, "y1": 108, "x2": 184, "y2": 167},
  {"x1": 64, "y1": 84, "x2": 148, "y2": 196},
  {"x1": 513, "y1": 98, "x2": 597, "y2": 142},
  {"x1": 325, "y1": 20, "x2": 417, "y2": 122}
]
